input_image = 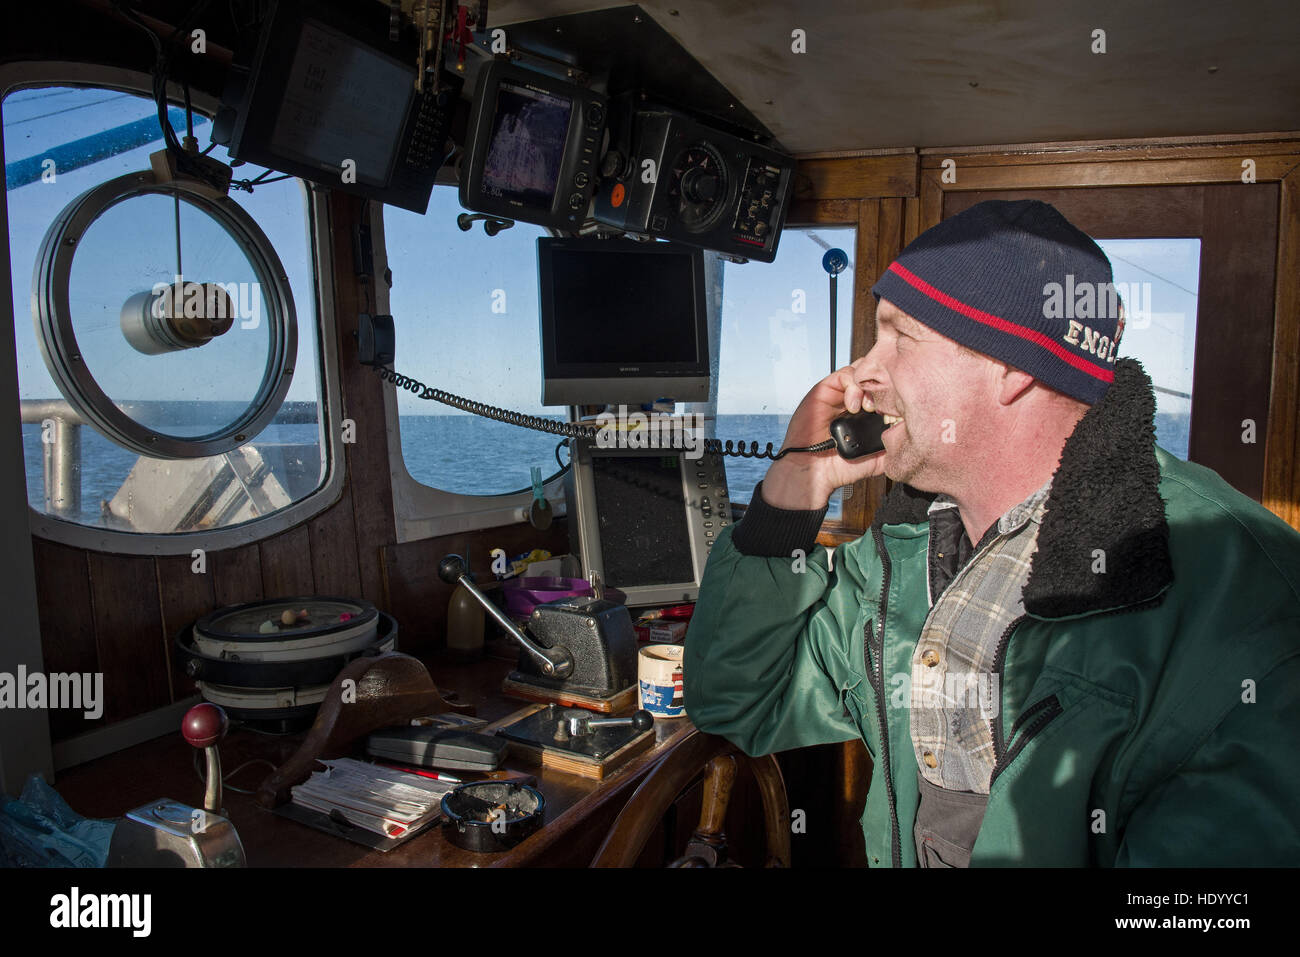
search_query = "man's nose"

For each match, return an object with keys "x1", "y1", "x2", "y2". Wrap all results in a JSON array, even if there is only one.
[{"x1": 851, "y1": 342, "x2": 886, "y2": 387}]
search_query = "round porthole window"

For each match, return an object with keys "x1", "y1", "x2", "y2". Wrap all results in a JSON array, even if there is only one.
[{"x1": 32, "y1": 168, "x2": 296, "y2": 459}]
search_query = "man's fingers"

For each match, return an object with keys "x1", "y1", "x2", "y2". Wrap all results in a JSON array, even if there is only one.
[{"x1": 835, "y1": 365, "x2": 868, "y2": 413}]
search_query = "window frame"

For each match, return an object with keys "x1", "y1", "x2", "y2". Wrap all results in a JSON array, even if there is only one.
[
  {"x1": 367, "y1": 197, "x2": 566, "y2": 540},
  {"x1": 2, "y1": 63, "x2": 345, "y2": 555}
]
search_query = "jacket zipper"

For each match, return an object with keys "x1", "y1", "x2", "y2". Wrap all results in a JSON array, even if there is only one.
[
  {"x1": 990, "y1": 694, "x2": 1063, "y2": 785},
  {"x1": 868, "y1": 525, "x2": 900, "y2": 868},
  {"x1": 986, "y1": 592, "x2": 1166, "y2": 785},
  {"x1": 988, "y1": 615, "x2": 1027, "y2": 773}
]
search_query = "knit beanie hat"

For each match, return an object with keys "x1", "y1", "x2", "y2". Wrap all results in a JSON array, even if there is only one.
[{"x1": 870, "y1": 199, "x2": 1123, "y2": 405}]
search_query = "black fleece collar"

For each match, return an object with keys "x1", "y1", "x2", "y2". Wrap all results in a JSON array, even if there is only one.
[{"x1": 870, "y1": 357, "x2": 1173, "y2": 618}]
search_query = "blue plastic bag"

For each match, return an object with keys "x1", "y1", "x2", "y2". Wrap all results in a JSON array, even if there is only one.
[{"x1": 0, "y1": 774, "x2": 115, "y2": 867}]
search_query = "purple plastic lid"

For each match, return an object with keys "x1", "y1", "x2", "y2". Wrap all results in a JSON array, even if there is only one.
[{"x1": 502, "y1": 577, "x2": 593, "y2": 617}]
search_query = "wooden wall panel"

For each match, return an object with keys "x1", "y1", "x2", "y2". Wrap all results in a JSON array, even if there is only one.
[
  {"x1": 330, "y1": 194, "x2": 395, "y2": 606},
  {"x1": 211, "y1": 542, "x2": 264, "y2": 608},
  {"x1": 916, "y1": 156, "x2": 1296, "y2": 190},
  {"x1": 86, "y1": 554, "x2": 168, "y2": 723},
  {"x1": 258, "y1": 524, "x2": 315, "y2": 598},
  {"x1": 1265, "y1": 170, "x2": 1300, "y2": 527},
  {"x1": 787, "y1": 198, "x2": 857, "y2": 226},
  {"x1": 794, "y1": 154, "x2": 918, "y2": 201},
  {"x1": 32, "y1": 540, "x2": 95, "y2": 741},
  {"x1": 156, "y1": 554, "x2": 215, "y2": 702},
  {"x1": 308, "y1": 484, "x2": 364, "y2": 596},
  {"x1": 943, "y1": 184, "x2": 1207, "y2": 237},
  {"x1": 1190, "y1": 184, "x2": 1279, "y2": 500}
]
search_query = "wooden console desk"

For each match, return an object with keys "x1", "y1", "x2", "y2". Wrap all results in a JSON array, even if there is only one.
[{"x1": 53, "y1": 655, "x2": 697, "y2": 867}]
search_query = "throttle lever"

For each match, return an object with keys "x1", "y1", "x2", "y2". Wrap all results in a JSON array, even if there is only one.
[{"x1": 438, "y1": 554, "x2": 574, "y2": 679}]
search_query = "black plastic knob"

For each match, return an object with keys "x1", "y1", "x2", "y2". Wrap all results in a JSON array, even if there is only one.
[
  {"x1": 438, "y1": 554, "x2": 468, "y2": 584},
  {"x1": 682, "y1": 167, "x2": 719, "y2": 203},
  {"x1": 631, "y1": 710, "x2": 654, "y2": 732}
]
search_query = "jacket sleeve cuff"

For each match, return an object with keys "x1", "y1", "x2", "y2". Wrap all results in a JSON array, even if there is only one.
[{"x1": 729, "y1": 481, "x2": 829, "y2": 557}]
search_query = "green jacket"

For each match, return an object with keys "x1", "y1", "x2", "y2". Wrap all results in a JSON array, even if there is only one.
[{"x1": 685, "y1": 359, "x2": 1300, "y2": 866}]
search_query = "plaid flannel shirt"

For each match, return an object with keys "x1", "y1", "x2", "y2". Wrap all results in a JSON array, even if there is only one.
[{"x1": 908, "y1": 478, "x2": 1053, "y2": 794}]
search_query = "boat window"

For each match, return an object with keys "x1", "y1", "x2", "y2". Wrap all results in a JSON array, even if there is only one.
[
  {"x1": 382, "y1": 188, "x2": 565, "y2": 497},
  {"x1": 717, "y1": 225, "x2": 856, "y2": 518},
  {"x1": 4, "y1": 85, "x2": 326, "y2": 535},
  {"x1": 1094, "y1": 238, "x2": 1200, "y2": 461}
]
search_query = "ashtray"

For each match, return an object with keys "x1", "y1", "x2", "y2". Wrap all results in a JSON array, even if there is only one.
[{"x1": 441, "y1": 781, "x2": 545, "y2": 852}]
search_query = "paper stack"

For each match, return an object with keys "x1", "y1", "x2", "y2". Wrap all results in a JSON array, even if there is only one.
[{"x1": 290, "y1": 758, "x2": 455, "y2": 838}]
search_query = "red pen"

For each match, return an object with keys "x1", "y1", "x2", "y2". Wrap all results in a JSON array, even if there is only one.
[
  {"x1": 639, "y1": 603, "x2": 695, "y2": 621},
  {"x1": 379, "y1": 762, "x2": 462, "y2": 784}
]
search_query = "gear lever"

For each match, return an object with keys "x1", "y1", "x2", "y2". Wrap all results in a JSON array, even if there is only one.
[
  {"x1": 105, "y1": 702, "x2": 246, "y2": 867},
  {"x1": 182, "y1": 702, "x2": 229, "y2": 815}
]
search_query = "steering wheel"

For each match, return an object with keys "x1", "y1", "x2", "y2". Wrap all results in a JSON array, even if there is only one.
[{"x1": 591, "y1": 728, "x2": 790, "y2": 867}]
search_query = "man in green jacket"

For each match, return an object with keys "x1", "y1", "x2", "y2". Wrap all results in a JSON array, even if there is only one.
[{"x1": 684, "y1": 200, "x2": 1300, "y2": 866}]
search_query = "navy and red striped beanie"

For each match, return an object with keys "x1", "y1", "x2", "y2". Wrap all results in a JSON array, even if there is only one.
[{"x1": 871, "y1": 199, "x2": 1123, "y2": 405}]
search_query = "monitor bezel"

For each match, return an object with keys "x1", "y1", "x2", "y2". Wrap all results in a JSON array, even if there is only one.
[
  {"x1": 566, "y1": 441, "x2": 710, "y2": 608},
  {"x1": 537, "y1": 236, "x2": 711, "y2": 406}
]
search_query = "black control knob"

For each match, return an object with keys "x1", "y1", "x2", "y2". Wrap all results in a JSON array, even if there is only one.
[
  {"x1": 438, "y1": 554, "x2": 468, "y2": 584},
  {"x1": 682, "y1": 167, "x2": 719, "y2": 203},
  {"x1": 599, "y1": 149, "x2": 625, "y2": 179}
]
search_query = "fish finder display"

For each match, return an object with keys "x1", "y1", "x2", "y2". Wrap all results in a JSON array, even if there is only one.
[
  {"x1": 591, "y1": 455, "x2": 694, "y2": 588},
  {"x1": 481, "y1": 83, "x2": 572, "y2": 210}
]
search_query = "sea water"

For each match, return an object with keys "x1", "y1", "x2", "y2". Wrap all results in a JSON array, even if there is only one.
[{"x1": 20, "y1": 412, "x2": 1191, "y2": 529}]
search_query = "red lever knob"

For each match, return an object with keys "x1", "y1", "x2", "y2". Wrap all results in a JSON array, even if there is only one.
[{"x1": 182, "y1": 702, "x2": 228, "y2": 749}]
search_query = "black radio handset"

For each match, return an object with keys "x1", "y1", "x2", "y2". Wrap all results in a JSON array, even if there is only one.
[{"x1": 829, "y1": 409, "x2": 888, "y2": 459}]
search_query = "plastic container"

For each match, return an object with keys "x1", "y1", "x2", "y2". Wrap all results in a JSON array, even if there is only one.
[
  {"x1": 501, "y1": 577, "x2": 594, "y2": 619},
  {"x1": 447, "y1": 582, "x2": 485, "y2": 662}
]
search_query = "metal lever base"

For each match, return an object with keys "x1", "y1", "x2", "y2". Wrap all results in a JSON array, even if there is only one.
[{"x1": 106, "y1": 799, "x2": 246, "y2": 868}]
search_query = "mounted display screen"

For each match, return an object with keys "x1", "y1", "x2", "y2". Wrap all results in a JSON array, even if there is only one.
[
  {"x1": 459, "y1": 60, "x2": 607, "y2": 230},
  {"x1": 565, "y1": 437, "x2": 729, "y2": 608},
  {"x1": 267, "y1": 19, "x2": 412, "y2": 188},
  {"x1": 591, "y1": 454, "x2": 695, "y2": 588},
  {"x1": 538, "y1": 237, "x2": 709, "y2": 405},
  {"x1": 213, "y1": 0, "x2": 459, "y2": 213},
  {"x1": 482, "y1": 83, "x2": 572, "y2": 210}
]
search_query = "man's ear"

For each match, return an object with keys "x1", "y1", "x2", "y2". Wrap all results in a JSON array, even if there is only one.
[{"x1": 994, "y1": 362, "x2": 1036, "y2": 406}]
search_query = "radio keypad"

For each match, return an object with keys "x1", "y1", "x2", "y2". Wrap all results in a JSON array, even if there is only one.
[{"x1": 731, "y1": 159, "x2": 784, "y2": 247}]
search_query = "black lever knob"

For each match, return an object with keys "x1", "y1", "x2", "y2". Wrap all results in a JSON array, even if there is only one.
[{"x1": 438, "y1": 554, "x2": 468, "y2": 584}]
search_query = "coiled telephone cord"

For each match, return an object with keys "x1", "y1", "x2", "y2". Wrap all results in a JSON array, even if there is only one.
[{"x1": 371, "y1": 365, "x2": 835, "y2": 460}]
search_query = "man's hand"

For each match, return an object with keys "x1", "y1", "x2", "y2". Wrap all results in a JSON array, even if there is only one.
[{"x1": 761, "y1": 357, "x2": 889, "y2": 510}]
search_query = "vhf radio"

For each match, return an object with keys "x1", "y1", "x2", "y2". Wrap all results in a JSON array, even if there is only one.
[{"x1": 593, "y1": 106, "x2": 795, "y2": 263}]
